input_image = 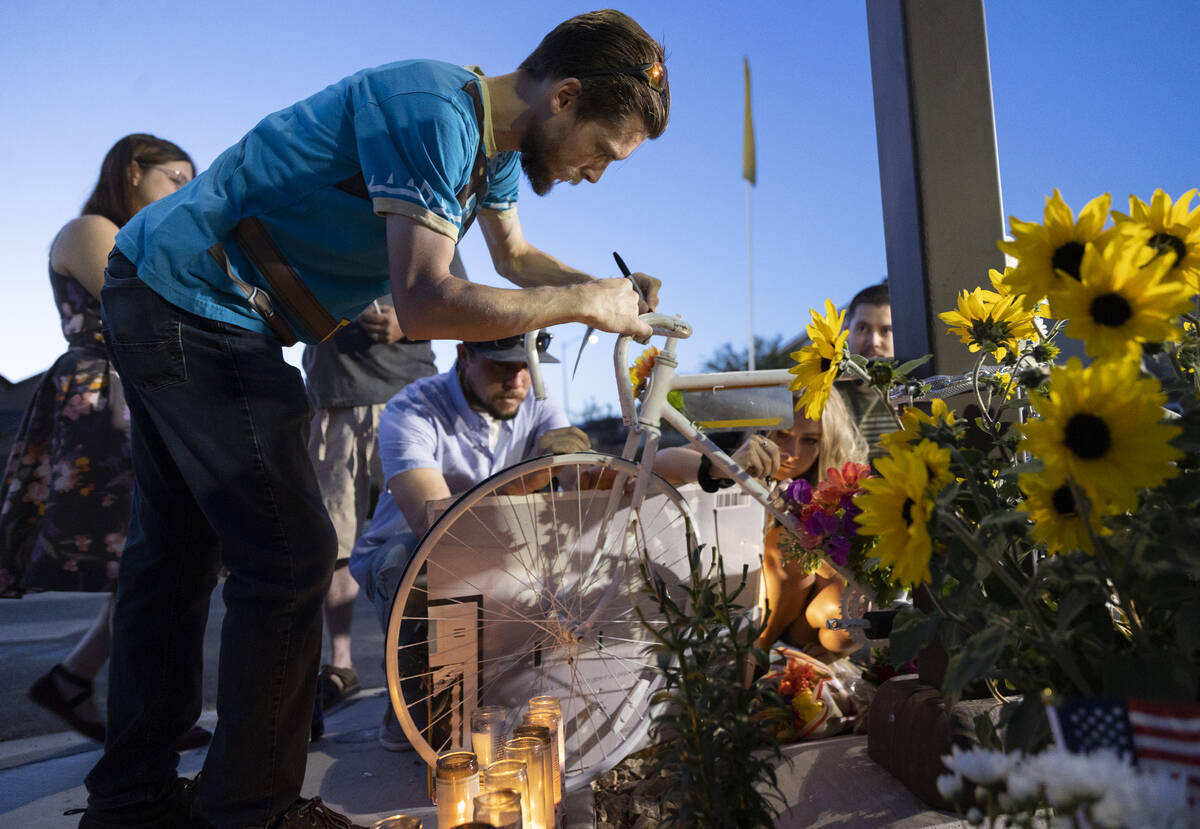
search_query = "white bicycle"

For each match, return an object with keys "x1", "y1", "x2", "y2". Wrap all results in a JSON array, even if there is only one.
[{"x1": 383, "y1": 313, "x2": 913, "y2": 789}]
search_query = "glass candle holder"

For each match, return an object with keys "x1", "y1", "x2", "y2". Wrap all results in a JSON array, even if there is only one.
[
  {"x1": 522, "y1": 711, "x2": 562, "y2": 812},
  {"x1": 469, "y1": 705, "x2": 508, "y2": 768},
  {"x1": 503, "y1": 737, "x2": 549, "y2": 829},
  {"x1": 482, "y1": 759, "x2": 531, "y2": 829},
  {"x1": 526, "y1": 696, "x2": 565, "y2": 786},
  {"x1": 370, "y1": 816, "x2": 422, "y2": 829},
  {"x1": 434, "y1": 750, "x2": 479, "y2": 829},
  {"x1": 473, "y1": 789, "x2": 522, "y2": 829},
  {"x1": 510, "y1": 726, "x2": 554, "y2": 829}
]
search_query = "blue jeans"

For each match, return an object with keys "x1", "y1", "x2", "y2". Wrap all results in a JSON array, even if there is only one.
[
  {"x1": 350, "y1": 530, "x2": 417, "y2": 633},
  {"x1": 85, "y1": 250, "x2": 336, "y2": 828}
]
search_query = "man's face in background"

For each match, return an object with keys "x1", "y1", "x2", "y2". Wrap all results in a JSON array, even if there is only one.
[{"x1": 847, "y1": 303, "x2": 893, "y2": 359}]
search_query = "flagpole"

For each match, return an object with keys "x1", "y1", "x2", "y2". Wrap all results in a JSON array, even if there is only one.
[
  {"x1": 746, "y1": 180, "x2": 755, "y2": 371},
  {"x1": 742, "y1": 56, "x2": 757, "y2": 372}
]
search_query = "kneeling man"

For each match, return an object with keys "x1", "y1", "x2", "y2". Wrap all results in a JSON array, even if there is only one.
[{"x1": 348, "y1": 332, "x2": 588, "y2": 748}]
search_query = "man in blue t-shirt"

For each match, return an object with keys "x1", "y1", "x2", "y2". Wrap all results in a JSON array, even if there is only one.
[{"x1": 84, "y1": 10, "x2": 670, "y2": 829}]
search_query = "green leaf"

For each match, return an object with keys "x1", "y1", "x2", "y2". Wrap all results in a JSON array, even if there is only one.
[
  {"x1": 941, "y1": 625, "x2": 1006, "y2": 699},
  {"x1": 888, "y1": 606, "x2": 940, "y2": 665},
  {"x1": 895, "y1": 354, "x2": 933, "y2": 375},
  {"x1": 998, "y1": 694, "x2": 1050, "y2": 754},
  {"x1": 979, "y1": 510, "x2": 1028, "y2": 530},
  {"x1": 1054, "y1": 589, "x2": 1090, "y2": 634}
]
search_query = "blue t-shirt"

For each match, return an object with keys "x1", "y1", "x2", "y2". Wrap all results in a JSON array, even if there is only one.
[
  {"x1": 347, "y1": 366, "x2": 568, "y2": 585},
  {"x1": 115, "y1": 60, "x2": 520, "y2": 342}
]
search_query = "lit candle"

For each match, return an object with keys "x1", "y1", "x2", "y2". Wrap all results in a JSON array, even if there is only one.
[
  {"x1": 469, "y1": 705, "x2": 508, "y2": 768},
  {"x1": 434, "y1": 750, "x2": 479, "y2": 829},
  {"x1": 473, "y1": 789, "x2": 522, "y2": 828},
  {"x1": 522, "y1": 710, "x2": 563, "y2": 818},
  {"x1": 369, "y1": 816, "x2": 422, "y2": 829},
  {"x1": 503, "y1": 737, "x2": 548, "y2": 829},
  {"x1": 511, "y1": 726, "x2": 555, "y2": 829},
  {"x1": 526, "y1": 696, "x2": 566, "y2": 780},
  {"x1": 482, "y1": 759, "x2": 531, "y2": 829}
]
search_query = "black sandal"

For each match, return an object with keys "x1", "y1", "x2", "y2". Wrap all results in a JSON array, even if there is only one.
[
  {"x1": 28, "y1": 664, "x2": 105, "y2": 742},
  {"x1": 29, "y1": 664, "x2": 213, "y2": 750},
  {"x1": 317, "y1": 664, "x2": 360, "y2": 710}
]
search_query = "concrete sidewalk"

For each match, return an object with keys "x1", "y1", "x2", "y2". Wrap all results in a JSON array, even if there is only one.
[{"x1": 0, "y1": 685, "x2": 963, "y2": 828}]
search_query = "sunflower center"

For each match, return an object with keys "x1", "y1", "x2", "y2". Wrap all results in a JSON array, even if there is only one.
[
  {"x1": 1148, "y1": 232, "x2": 1186, "y2": 264},
  {"x1": 1063, "y1": 413, "x2": 1111, "y2": 460},
  {"x1": 900, "y1": 497, "x2": 915, "y2": 526},
  {"x1": 1089, "y1": 292, "x2": 1133, "y2": 328},
  {"x1": 1052, "y1": 241, "x2": 1086, "y2": 280},
  {"x1": 820, "y1": 357, "x2": 831, "y2": 373},
  {"x1": 1051, "y1": 484, "x2": 1077, "y2": 517}
]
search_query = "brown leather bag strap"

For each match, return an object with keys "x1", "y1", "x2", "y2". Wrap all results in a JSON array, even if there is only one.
[
  {"x1": 207, "y1": 242, "x2": 299, "y2": 346},
  {"x1": 456, "y1": 80, "x2": 491, "y2": 237},
  {"x1": 232, "y1": 216, "x2": 346, "y2": 342}
]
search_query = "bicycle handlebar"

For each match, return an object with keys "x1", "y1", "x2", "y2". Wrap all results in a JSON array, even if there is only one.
[{"x1": 525, "y1": 330, "x2": 547, "y2": 402}]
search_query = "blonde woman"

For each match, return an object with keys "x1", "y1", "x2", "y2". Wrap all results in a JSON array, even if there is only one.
[
  {"x1": 653, "y1": 389, "x2": 867, "y2": 657},
  {"x1": 758, "y1": 389, "x2": 867, "y2": 656}
]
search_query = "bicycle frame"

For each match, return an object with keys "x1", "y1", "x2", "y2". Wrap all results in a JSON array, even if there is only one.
[
  {"x1": 613, "y1": 314, "x2": 811, "y2": 543},
  {"x1": 524, "y1": 314, "x2": 854, "y2": 636}
]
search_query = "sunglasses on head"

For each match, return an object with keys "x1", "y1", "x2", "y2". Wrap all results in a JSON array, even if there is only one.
[
  {"x1": 575, "y1": 61, "x2": 669, "y2": 108},
  {"x1": 475, "y1": 332, "x2": 554, "y2": 352}
]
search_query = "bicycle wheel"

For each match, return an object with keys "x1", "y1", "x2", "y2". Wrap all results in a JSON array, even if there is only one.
[{"x1": 383, "y1": 452, "x2": 697, "y2": 790}]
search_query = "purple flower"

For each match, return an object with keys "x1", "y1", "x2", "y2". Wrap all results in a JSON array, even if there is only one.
[
  {"x1": 804, "y1": 508, "x2": 839, "y2": 537},
  {"x1": 840, "y1": 493, "x2": 857, "y2": 512},
  {"x1": 785, "y1": 478, "x2": 813, "y2": 505},
  {"x1": 828, "y1": 535, "x2": 852, "y2": 566}
]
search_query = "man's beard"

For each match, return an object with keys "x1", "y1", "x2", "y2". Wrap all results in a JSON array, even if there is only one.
[
  {"x1": 520, "y1": 119, "x2": 556, "y2": 196},
  {"x1": 462, "y1": 379, "x2": 524, "y2": 421}
]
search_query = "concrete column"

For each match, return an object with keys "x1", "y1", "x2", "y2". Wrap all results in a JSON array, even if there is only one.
[{"x1": 866, "y1": 0, "x2": 1006, "y2": 377}]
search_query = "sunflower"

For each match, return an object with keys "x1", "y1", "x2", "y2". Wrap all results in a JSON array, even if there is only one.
[
  {"x1": 1018, "y1": 358, "x2": 1182, "y2": 511},
  {"x1": 789, "y1": 299, "x2": 848, "y2": 420},
  {"x1": 879, "y1": 398, "x2": 956, "y2": 455},
  {"x1": 629, "y1": 346, "x2": 660, "y2": 396},
  {"x1": 998, "y1": 190, "x2": 1112, "y2": 309},
  {"x1": 938, "y1": 286, "x2": 1040, "y2": 360},
  {"x1": 1112, "y1": 188, "x2": 1200, "y2": 291},
  {"x1": 1017, "y1": 471, "x2": 1115, "y2": 555},
  {"x1": 855, "y1": 447, "x2": 936, "y2": 586},
  {"x1": 988, "y1": 267, "x2": 1047, "y2": 315},
  {"x1": 1050, "y1": 238, "x2": 1192, "y2": 363}
]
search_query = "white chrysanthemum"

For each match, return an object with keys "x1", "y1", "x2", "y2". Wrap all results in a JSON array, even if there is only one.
[
  {"x1": 942, "y1": 745, "x2": 1018, "y2": 786},
  {"x1": 936, "y1": 773, "x2": 963, "y2": 801},
  {"x1": 1034, "y1": 748, "x2": 1130, "y2": 808},
  {"x1": 1091, "y1": 769, "x2": 1192, "y2": 829},
  {"x1": 1004, "y1": 763, "x2": 1042, "y2": 805}
]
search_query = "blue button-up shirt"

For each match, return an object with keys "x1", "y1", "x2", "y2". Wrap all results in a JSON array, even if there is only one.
[{"x1": 348, "y1": 365, "x2": 567, "y2": 582}]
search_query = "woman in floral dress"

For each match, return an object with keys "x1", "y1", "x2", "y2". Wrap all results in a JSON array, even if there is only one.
[{"x1": 0, "y1": 134, "x2": 204, "y2": 745}]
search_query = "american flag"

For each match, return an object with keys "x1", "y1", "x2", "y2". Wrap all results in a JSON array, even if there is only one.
[{"x1": 1046, "y1": 696, "x2": 1200, "y2": 805}]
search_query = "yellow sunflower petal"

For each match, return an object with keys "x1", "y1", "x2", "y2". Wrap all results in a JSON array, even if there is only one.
[{"x1": 1018, "y1": 358, "x2": 1183, "y2": 511}]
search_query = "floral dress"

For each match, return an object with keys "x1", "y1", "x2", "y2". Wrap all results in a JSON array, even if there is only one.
[{"x1": 0, "y1": 267, "x2": 130, "y2": 596}]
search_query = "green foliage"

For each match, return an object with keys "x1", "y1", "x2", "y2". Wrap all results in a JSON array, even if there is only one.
[
  {"x1": 868, "y1": 314, "x2": 1200, "y2": 751},
  {"x1": 702, "y1": 335, "x2": 796, "y2": 372},
  {"x1": 635, "y1": 539, "x2": 787, "y2": 828}
]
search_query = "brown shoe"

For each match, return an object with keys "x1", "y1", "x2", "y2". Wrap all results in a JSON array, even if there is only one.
[
  {"x1": 29, "y1": 664, "x2": 105, "y2": 742},
  {"x1": 31, "y1": 665, "x2": 212, "y2": 751},
  {"x1": 174, "y1": 724, "x2": 213, "y2": 751},
  {"x1": 265, "y1": 797, "x2": 364, "y2": 828},
  {"x1": 317, "y1": 664, "x2": 360, "y2": 710}
]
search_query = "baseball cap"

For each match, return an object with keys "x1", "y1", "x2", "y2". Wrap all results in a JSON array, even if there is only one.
[{"x1": 463, "y1": 331, "x2": 559, "y2": 364}]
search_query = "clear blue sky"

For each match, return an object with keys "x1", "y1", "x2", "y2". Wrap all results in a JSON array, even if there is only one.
[{"x1": 2, "y1": 1, "x2": 1196, "y2": 419}]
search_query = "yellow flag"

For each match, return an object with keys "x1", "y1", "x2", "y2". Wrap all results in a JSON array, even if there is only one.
[{"x1": 742, "y1": 57, "x2": 756, "y2": 186}]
